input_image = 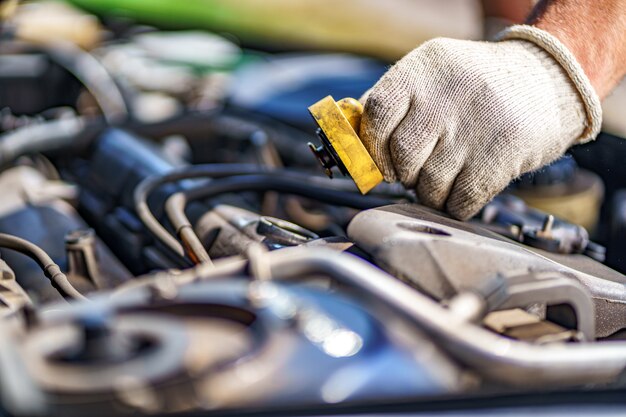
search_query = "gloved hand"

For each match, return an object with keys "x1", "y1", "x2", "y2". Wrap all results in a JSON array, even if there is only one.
[{"x1": 360, "y1": 25, "x2": 602, "y2": 220}]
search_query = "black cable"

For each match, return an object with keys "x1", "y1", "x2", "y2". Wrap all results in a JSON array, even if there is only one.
[
  {"x1": 133, "y1": 164, "x2": 269, "y2": 259},
  {"x1": 164, "y1": 174, "x2": 394, "y2": 263},
  {"x1": 184, "y1": 174, "x2": 392, "y2": 211},
  {"x1": 0, "y1": 234, "x2": 87, "y2": 301},
  {"x1": 134, "y1": 164, "x2": 405, "y2": 260}
]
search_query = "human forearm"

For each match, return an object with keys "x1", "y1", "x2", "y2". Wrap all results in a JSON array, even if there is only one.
[{"x1": 529, "y1": 0, "x2": 626, "y2": 98}]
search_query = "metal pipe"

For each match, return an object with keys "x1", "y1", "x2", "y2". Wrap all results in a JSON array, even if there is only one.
[{"x1": 184, "y1": 248, "x2": 626, "y2": 387}]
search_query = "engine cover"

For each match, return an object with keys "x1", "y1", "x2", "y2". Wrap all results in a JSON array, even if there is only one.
[{"x1": 347, "y1": 204, "x2": 626, "y2": 338}]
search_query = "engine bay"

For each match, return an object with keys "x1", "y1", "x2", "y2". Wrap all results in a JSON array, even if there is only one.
[{"x1": 0, "y1": 3, "x2": 626, "y2": 416}]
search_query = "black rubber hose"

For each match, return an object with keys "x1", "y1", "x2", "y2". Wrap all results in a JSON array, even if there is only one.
[
  {"x1": 133, "y1": 164, "x2": 269, "y2": 258},
  {"x1": 134, "y1": 164, "x2": 405, "y2": 260},
  {"x1": 0, "y1": 234, "x2": 87, "y2": 301},
  {"x1": 134, "y1": 164, "x2": 410, "y2": 260},
  {"x1": 164, "y1": 174, "x2": 393, "y2": 263}
]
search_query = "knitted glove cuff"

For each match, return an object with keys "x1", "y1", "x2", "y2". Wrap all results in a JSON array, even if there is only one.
[{"x1": 496, "y1": 25, "x2": 602, "y2": 143}]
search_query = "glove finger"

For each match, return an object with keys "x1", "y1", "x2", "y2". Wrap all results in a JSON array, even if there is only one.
[
  {"x1": 387, "y1": 102, "x2": 442, "y2": 189},
  {"x1": 445, "y1": 162, "x2": 511, "y2": 221},
  {"x1": 360, "y1": 76, "x2": 411, "y2": 183},
  {"x1": 416, "y1": 136, "x2": 466, "y2": 210}
]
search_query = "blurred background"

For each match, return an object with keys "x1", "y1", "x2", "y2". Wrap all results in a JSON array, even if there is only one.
[{"x1": 2, "y1": 0, "x2": 625, "y2": 133}]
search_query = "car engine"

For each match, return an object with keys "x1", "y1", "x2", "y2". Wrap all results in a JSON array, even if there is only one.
[{"x1": 0, "y1": 3, "x2": 625, "y2": 416}]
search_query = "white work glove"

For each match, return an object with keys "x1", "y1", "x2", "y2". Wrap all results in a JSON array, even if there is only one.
[{"x1": 360, "y1": 25, "x2": 602, "y2": 220}]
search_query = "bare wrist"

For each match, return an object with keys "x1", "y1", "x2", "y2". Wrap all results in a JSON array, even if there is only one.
[{"x1": 529, "y1": 0, "x2": 626, "y2": 99}]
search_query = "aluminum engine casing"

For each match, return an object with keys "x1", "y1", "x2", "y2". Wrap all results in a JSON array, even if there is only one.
[{"x1": 347, "y1": 204, "x2": 626, "y2": 338}]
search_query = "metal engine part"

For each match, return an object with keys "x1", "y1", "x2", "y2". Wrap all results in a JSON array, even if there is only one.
[
  {"x1": 3, "y1": 10, "x2": 626, "y2": 416},
  {"x1": 147, "y1": 247, "x2": 626, "y2": 387},
  {"x1": 194, "y1": 204, "x2": 355, "y2": 258},
  {"x1": 347, "y1": 204, "x2": 626, "y2": 338},
  {"x1": 8, "y1": 277, "x2": 463, "y2": 416},
  {"x1": 0, "y1": 165, "x2": 131, "y2": 303},
  {"x1": 67, "y1": 128, "x2": 187, "y2": 274},
  {"x1": 481, "y1": 194, "x2": 603, "y2": 260},
  {"x1": 0, "y1": 257, "x2": 31, "y2": 315}
]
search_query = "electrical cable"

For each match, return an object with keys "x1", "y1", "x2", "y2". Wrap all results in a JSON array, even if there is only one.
[
  {"x1": 0, "y1": 234, "x2": 87, "y2": 301},
  {"x1": 164, "y1": 174, "x2": 393, "y2": 263},
  {"x1": 133, "y1": 164, "x2": 403, "y2": 262},
  {"x1": 134, "y1": 164, "x2": 268, "y2": 259}
]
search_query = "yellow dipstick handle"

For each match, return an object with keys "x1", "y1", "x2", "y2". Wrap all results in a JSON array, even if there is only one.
[{"x1": 308, "y1": 96, "x2": 383, "y2": 194}]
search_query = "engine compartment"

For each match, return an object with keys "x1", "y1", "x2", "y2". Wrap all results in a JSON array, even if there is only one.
[{"x1": 0, "y1": 4, "x2": 625, "y2": 416}]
